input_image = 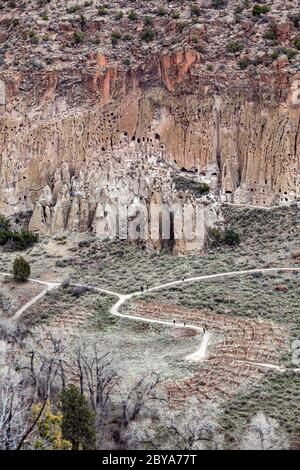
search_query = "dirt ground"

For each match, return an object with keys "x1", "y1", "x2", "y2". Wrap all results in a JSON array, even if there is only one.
[{"x1": 0, "y1": 276, "x2": 44, "y2": 318}]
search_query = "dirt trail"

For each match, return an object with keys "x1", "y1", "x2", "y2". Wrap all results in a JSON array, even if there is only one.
[{"x1": 2, "y1": 267, "x2": 300, "y2": 368}]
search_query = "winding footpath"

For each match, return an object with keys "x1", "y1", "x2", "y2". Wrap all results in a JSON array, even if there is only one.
[{"x1": 2, "y1": 266, "x2": 300, "y2": 369}]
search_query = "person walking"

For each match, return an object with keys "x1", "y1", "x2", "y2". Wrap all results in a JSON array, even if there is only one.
[{"x1": 140, "y1": 285, "x2": 144, "y2": 293}]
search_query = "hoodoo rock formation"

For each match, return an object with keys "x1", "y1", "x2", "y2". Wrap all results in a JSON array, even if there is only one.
[{"x1": 0, "y1": 0, "x2": 300, "y2": 250}]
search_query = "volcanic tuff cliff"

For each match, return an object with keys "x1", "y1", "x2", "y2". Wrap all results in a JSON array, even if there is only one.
[{"x1": 0, "y1": 0, "x2": 300, "y2": 247}]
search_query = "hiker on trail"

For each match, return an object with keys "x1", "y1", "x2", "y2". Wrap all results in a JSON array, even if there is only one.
[
  {"x1": 184, "y1": 321, "x2": 186, "y2": 327},
  {"x1": 173, "y1": 319, "x2": 176, "y2": 325},
  {"x1": 140, "y1": 286, "x2": 144, "y2": 293},
  {"x1": 182, "y1": 277, "x2": 185, "y2": 282}
]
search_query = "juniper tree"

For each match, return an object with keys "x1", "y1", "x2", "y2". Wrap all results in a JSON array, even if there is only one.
[{"x1": 60, "y1": 385, "x2": 96, "y2": 450}]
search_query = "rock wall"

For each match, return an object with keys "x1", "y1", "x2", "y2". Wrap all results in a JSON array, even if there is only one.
[{"x1": 0, "y1": 47, "x2": 300, "y2": 247}]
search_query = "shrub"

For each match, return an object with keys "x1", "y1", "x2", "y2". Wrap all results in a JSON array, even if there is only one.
[
  {"x1": 11, "y1": 18, "x2": 19, "y2": 27},
  {"x1": 223, "y1": 229, "x2": 241, "y2": 247},
  {"x1": 111, "y1": 31, "x2": 121, "y2": 46},
  {"x1": 73, "y1": 31, "x2": 85, "y2": 44},
  {"x1": 115, "y1": 11, "x2": 123, "y2": 20},
  {"x1": 157, "y1": 7, "x2": 167, "y2": 16},
  {"x1": 208, "y1": 228, "x2": 241, "y2": 247},
  {"x1": 191, "y1": 5, "x2": 201, "y2": 17},
  {"x1": 128, "y1": 10, "x2": 137, "y2": 21},
  {"x1": 238, "y1": 58, "x2": 249, "y2": 69},
  {"x1": 178, "y1": 21, "x2": 188, "y2": 33},
  {"x1": 0, "y1": 215, "x2": 12, "y2": 246},
  {"x1": 291, "y1": 13, "x2": 300, "y2": 28},
  {"x1": 0, "y1": 231, "x2": 9, "y2": 246},
  {"x1": 252, "y1": 4, "x2": 270, "y2": 17},
  {"x1": 174, "y1": 177, "x2": 210, "y2": 197},
  {"x1": 264, "y1": 27, "x2": 277, "y2": 41},
  {"x1": 28, "y1": 31, "x2": 39, "y2": 44},
  {"x1": 226, "y1": 41, "x2": 243, "y2": 53},
  {"x1": 38, "y1": 0, "x2": 51, "y2": 6},
  {"x1": 0, "y1": 215, "x2": 38, "y2": 251},
  {"x1": 10, "y1": 230, "x2": 39, "y2": 250},
  {"x1": 234, "y1": 3, "x2": 245, "y2": 14},
  {"x1": 294, "y1": 39, "x2": 300, "y2": 51},
  {"x1": 208, "y1": 228, "x2": 223, "y2": 247},
  {"x1": 67, "y1": 5, "x2": 81, "y2": 14},
  {"x1": 199, "y1": 183, "x2": 210, "y2": 194},
  {"x1": 144, "y1": 16, "x2": 153, "y2": 26},
  {"x1": 98, "y1": 6, "x2": 108, "y2": 16},
  {"x1": 280, "y1": 48, "x2": 297, "y2": 60},
  {"x1": 211, "y1": 0, "x2": 228, "y2": 9},
  {"x1": 33, "y1": 401, "x2": 72, "y2": 450},
  {"x1": 141, "y1": 27, "x2": 155, "y2": 42},
  {"x1": 13, "y1": 256, "x2": 30, "y2": 282},
  {"x1": 0, "y1": 215, "x2": 10, "y2": 232}
]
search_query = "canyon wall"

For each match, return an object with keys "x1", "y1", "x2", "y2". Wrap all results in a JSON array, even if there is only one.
[{"x1": 0, "y1": 44, "x2": 300, "y2": 249}]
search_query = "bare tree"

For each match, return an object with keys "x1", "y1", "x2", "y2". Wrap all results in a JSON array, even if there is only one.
[
  {"x1": 123, "y1": 396, "x2": 224, "y2": 450},
  {"x1": 120, "y1": 372, "x2": 162, "y2": 427},
  {"x1": 240, "y1": 412, "x2": 289, "y2": 450},
  {"x1": 67, "y1": 334, "x2": 119, "y2": 448},
  {"x1": 159, "y1": 398, "x2": 223, "y2": 450},
  {"x1": 68, "y1": 334, "x2": 118, "y2": 412},
  {"x1": 0, "y1": 328, "x2": 69, "y2": 450},
  {"x1": 113, "y1": 372, "x2": 165, "y2": 449},
  {"x1": 0, "y1": 369, "x2": 27, "y2": 450},
  {"x1": 18, "y1": 327, "x2": 68, "y2": 402}
]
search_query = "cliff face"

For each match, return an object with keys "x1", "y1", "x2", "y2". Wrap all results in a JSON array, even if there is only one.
[
  {"x1": 0, "y1": 0, "x2": 300, "y2": 242},
  {"x1": 1, "y1": 50, "x2": 299, "y2": 215}
]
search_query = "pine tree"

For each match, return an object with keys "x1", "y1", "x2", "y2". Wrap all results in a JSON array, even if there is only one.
[
  {"x1": 13, "y1": 256, "x2": 30, "y2": 282},
  {"x1": 60, "y1": 385, "x2": 96, "y2": 450}
]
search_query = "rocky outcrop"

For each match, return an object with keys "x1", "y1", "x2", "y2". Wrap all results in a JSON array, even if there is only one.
[{"x1": 27, "y1": 149, "x2": 222, "y2": 254}]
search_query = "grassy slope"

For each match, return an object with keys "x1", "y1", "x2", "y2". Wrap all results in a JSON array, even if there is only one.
[{"x1": 221, "y1": 370, "x2": 300, "y2": 448}]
